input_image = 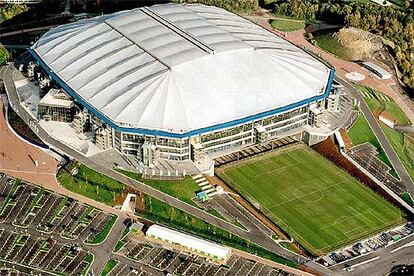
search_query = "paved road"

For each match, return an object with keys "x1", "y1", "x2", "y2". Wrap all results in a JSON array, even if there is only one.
[
  {"x1": 1, "y1": 65, "x2": 336, "y2": 275},
  {"x1": 211, "y1": 194, "x2": 274, "y2": 237},
  {"x1": 3, "y1": 58, "x2": 414, "y2": 276},
  {"x1": 336, "y1": 76, "x2": 414, "y2": 198},
  {"x1": 89, "y1": 217, "x2": 126, "y2": 275},
  {"x1": 331, "y1": 235, "x2": 414, "y2": 276},
  {"x1": 247, "y1": 12, "x2": 414, "y2": 199}
]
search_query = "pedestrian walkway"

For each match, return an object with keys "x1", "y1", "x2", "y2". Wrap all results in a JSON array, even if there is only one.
[{"x1": 193, "y1": 174, "x2": 217, "y2": 197}]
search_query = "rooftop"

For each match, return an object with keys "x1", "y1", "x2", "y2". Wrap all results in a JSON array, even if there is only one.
[
  {"x1": 39, "y1": 88, "x2": 74, "y2": 108},
  {"x1": 146, "y1": 224, "x2": 231, "y2": 259},
  {"x1": 31, "y1": 3, "x2": 331, "y2": 135},
  {"x1": 362, "y1": 61, "x2": 392, "y2": 77}
]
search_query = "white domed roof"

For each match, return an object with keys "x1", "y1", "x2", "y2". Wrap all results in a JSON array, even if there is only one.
[{"x1": 31, "y1": 3, "x2": 331, "y2": 134}]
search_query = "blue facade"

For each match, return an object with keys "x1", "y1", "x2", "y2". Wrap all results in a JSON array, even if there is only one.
[{"x1": 29, "y1": 48, "x2": 335, "y2": 139}]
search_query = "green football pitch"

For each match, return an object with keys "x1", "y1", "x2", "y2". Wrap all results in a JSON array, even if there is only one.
[{"x1": 219, "y1": 145, "x2": 404, "y2": 255}]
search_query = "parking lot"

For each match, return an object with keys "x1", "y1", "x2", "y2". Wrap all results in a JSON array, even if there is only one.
[
  {"x1": 0, "y1": 227, "x2": 92, "y2": 275},
  {"x1": 113, "y1": 229, "x2": 291, "y2": 276},
  {"x1": 347, "y1": 143, "x2": 404, "y2": 194},
  {"x1": 322, "y1": 222, "x2": 414, "y2": 266},
  {"x1": 0, "y1": 173, "x2": 121, "y2": 275},
  {"x1": 0, "y1": 174, "x2": 116, "y2": 243}
]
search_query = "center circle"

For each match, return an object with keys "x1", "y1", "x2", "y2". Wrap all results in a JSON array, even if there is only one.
[{"x1": 294, "y1": 186, "x2": 323, "y2": 202}]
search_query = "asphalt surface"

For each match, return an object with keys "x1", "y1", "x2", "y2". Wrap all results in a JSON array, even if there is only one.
[
  {"x1": 1, "y1": 65, "x2": 335, "y2": 275},
  {"x1": 0, "y1": 207, "x2": 160, "y2": 276},
  {"x1": 0, "y1": 220, "x2": 91, "y2": 259},
  {"x1": 89, "y1": 217, "x2": 126, "y2": 275},
  {"x1": 336, "y1": 76, "x2": 414, "y2": 198},
  {"x1": 331, "y1": 235, "x2": 414, "y2": 276},
  {"x1": 0, "y1": 259, "x2": 56, "y2": 275}
]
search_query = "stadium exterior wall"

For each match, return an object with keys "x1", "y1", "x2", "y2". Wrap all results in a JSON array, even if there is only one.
[
  {"x1": 28, "y1": 48, "x2": 335, "y2": 139},
  {"x1": 28, "y1": 48, "x2": 335, "y2": 161}
]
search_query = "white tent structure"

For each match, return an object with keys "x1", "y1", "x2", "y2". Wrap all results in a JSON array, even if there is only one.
[
  {"x1": 31, "y1": 3, "x2": 331, "y2": 134},
  {"x1": 146, "y1": 224, "x2": 231, "y2": 260}
]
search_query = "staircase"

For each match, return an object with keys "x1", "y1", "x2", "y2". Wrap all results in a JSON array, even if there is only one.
[{"x1": 192, "y1": 174, "x2": 217, "y2": 198}]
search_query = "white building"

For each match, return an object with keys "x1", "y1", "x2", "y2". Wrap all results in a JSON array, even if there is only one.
[
  {"x1": 38, "y1": 88, "x2": 74, "y2": 122},
  {"x1": 29, "y1": 3, "x2": 336, "y2": 166},
  {"x1": 146, "y1": 224, "x2": 231, "y2": 260}
]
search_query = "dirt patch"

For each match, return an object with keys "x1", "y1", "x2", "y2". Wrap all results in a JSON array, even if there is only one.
[
  {"x1": 372, "y1": 110, "x2": 381, "y2": 120},
  {"x1": 340, "y1": 128, "x2": 352, "y2": 149},
  {"x1": 112, "y1": 188, "x2": 145, "y2": 213},
  {"x1": 379, "y1": 111, "x2": 397, "y2": 123},
  {"x1": 335, "y1": 27, "x2": 384, "y2": 60},
  {"x1": 298, "y1": 265, "x2": 323, "y2": 276}
]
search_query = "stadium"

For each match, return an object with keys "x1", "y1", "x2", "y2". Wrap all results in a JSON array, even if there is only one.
[{"x1": 27, "y1": 3, "x2": 338, "y2": 168}]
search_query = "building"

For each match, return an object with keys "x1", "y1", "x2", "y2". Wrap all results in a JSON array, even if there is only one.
[
  {"x1": 38, "y1": 88, "x2": 74, "y2": 122},
  {"x1": 95, "y1": 127, "x2": 112, "y2": 150},
  {"x1": 29, "y1": 3, "x2": 336, "y2": 167},
  {"x1": 146, "y1": 224, "x2": 231, "y2": 260},
  {"x1": 142, "y1": 142, "x2": 160, "y2": 167},
  {"x1": 326, "y1": 89, "x2": 341, "y2": 113},
  {"x1": 308, "y1": 108, "x2": 323, "y2": 128},
  {"x1": 362, "y1": 61, "x2": 392, "y2": 79},
  {"x1": 73, "y1": 110, "x2": 90, "y2": 134}
]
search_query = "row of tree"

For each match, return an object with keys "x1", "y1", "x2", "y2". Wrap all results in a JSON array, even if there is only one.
[
  {"x1": 175, "y1": 0, "x2": 258, "y2": 13},
  {"x1": 0, "y1": 4, "x2": 28, "y2": 24},
  {"x1": 269, "y1": 0, "x2": 414, "y2": 96}
]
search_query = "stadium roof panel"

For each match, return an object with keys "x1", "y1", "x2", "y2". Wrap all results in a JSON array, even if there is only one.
[{"x1": 31, "y1": 3, "x2": 331, "y2": 134}]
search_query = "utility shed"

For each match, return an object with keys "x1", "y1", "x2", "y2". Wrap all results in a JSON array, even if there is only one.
[{"x1": 146, "y1": 224, "x2": 231, "y2": 260}]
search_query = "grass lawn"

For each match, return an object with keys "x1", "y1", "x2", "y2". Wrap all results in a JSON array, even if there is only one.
[
  {"x1": 88, "y1": 215, "x2": 117, "y2": 244},
  {"x1": 314, "y1": 35, "x2": 352, "y2": 61},
  {"x1": 82, "y1": 253, "x2": 94, "y2": 276},
  {"x1": 400, "y1": 192, "x2": 414, "y2": 207},
  {"x1": 102, "y1": 259, "x2": 118, "y2": 276},
  {"x1": 116, "y1": 169, "x2": 239, "y2": 225},
  {"x1": 115, "y1": 169, "x2": 199, "y2": 206},
  {"x1": 269, "y1": 19, "x2": 305, "y2": 32},
  {"x1": 359, "y1": 85, "x2": 414, "y2": 181},
  {"x1": 0, "y1": 44, "x2": 9, "y2": 66},
  {"x1": 141, "y1": 195, "x2": 297, "y2": 267},
  {"x1": 382, "y1": 126, "x2": 414, "y2": 180},
  {"x1": 58, "y1": 164, "x2": 293, "y2": 266},
  {"x1": 58, "y1": 163, "x2": 125, "y2": 206},
  {"x1": 347, "y1": 112, "x2": 396, "y2": 176},
  {"x1": 114, "y1": 240, "x2": 125, "y2": 253},
  {"x1": 219, "y1": 145, "x2": 404, "y2": 255},
  {"x1": 357, "y1": 85, "x2": 409, "y2": 125}
]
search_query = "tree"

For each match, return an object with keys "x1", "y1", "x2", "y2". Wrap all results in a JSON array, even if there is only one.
[
  {"x1": 0, "y1": 4, "x2": 28, "y2": 23},
  {"x1": 270, "y1": 0, "x2": 414, "y2": 95}
]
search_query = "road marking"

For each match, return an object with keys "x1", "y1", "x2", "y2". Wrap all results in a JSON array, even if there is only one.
[
  {"x1": 349, "y1": 256, "x2": 380, "y2": 269},
  {"x1": 391, "y1": 240, "x2": 414, "y2": 253}
]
